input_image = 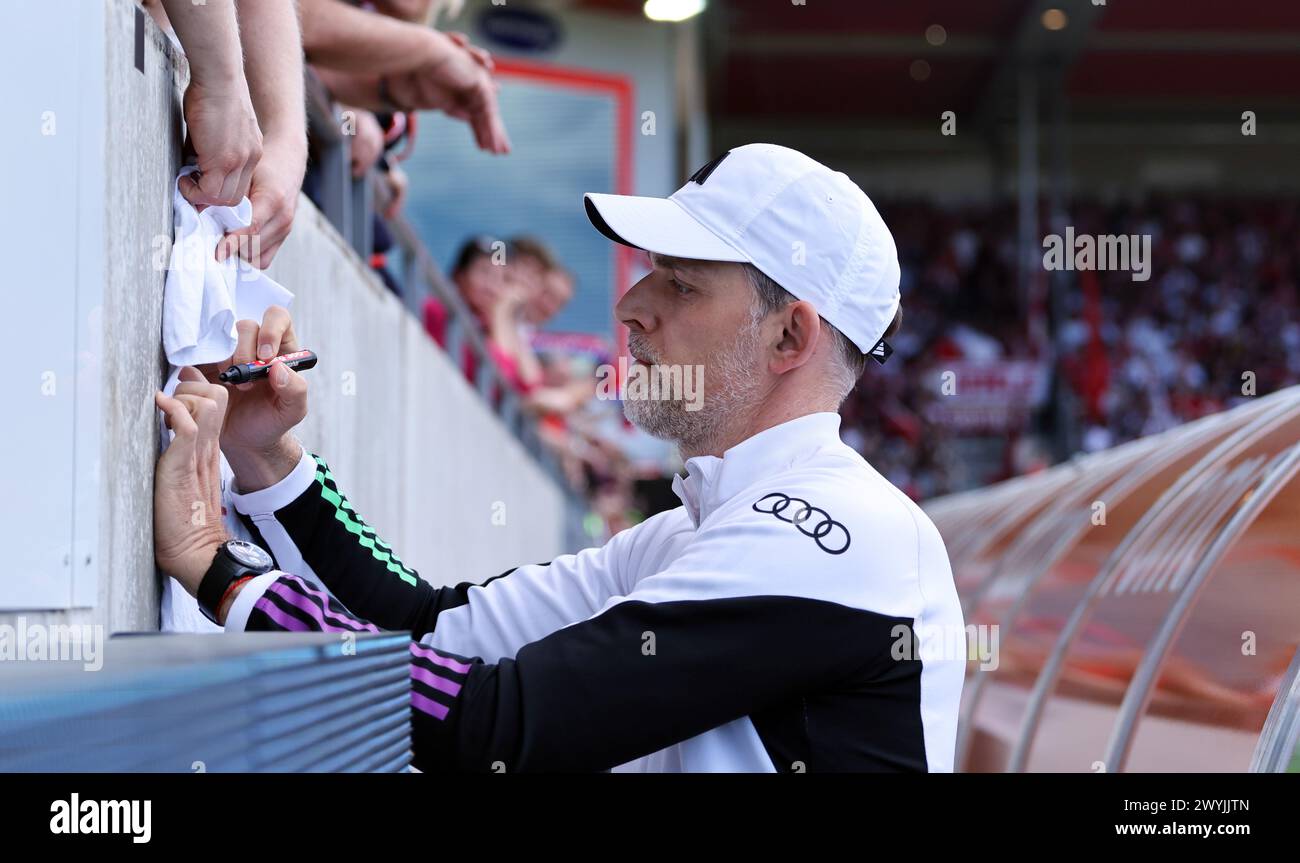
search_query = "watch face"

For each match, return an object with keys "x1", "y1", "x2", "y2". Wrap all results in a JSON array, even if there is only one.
[{"x1": 225, "y1": 540, "x2": 273, "y2": 570}]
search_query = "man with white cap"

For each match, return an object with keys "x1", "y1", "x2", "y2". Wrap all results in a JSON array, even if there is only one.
[{"x1": 153, "y1": 144, "x2": 966, "y2": 772}]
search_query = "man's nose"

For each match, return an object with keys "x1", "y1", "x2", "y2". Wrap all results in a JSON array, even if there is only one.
[{"x1": 615, "y1": 273, "x2": 657, "y2": 334}]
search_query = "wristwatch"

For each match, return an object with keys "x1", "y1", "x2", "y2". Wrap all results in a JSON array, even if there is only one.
[{"x1": 197, "y1": 540, "x2": 275, "y2": 624}]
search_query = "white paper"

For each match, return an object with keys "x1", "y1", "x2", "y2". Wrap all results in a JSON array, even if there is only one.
[{"x1": 158, "y1": 167, "x2": 294, "y2": 632}]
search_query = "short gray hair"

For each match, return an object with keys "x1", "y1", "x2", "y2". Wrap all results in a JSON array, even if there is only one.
[{"x1": 742, "y1": 264, "x2": 868, "y2": 402}]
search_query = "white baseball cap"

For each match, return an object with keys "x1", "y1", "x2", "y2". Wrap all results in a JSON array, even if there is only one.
[{"x1": 584, "y1": 143, "x2": 901, "y2": 362}]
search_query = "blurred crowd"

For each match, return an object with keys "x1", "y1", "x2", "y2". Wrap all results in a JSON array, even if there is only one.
[
  {"x1": 1063, "y1": 198, "x2": 1300, "y2": 444},
  {"x1": 843, "y1": 198, "x2": 1300, "y2": 500}
]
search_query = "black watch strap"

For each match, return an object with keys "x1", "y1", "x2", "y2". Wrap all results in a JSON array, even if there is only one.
[{"x1": 197, "y1": 540, "x2": 275, "y2": 624}]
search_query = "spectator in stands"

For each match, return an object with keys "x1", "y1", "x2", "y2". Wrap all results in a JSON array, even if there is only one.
[
  {"x1": 422, "y1": 236, "x2": 504, "y2": 348},
  {"x1": 508, "y1": 236, "x2": 558, "y2": 303},
  {"x1": 422, "y1": 236, "x2": 523, "y2": 390},
  {"x1": 518, "y1": 265, "x2": 593, "y2": 416},
  {"x1": 491, "y1": 238, "x2": 596, "y2": 419},
  {"x1": 300, "y1": 0, "x2": 509, "y2": 155},
  {"x1": 492, "y1": 236, "x2": 558, "y2": 387},
  {"x1": 146, "y1": 0, "x2": 308, "y2": 268},
  {"x1": 528, "y1": 265, "x2": 576, "y2": 329},
  {"x1": 293, "y1": 0, "x2": 507, "y2": 294},
  {"x1": 421, "y1": 236, "x2": 593, "y2": 418}
]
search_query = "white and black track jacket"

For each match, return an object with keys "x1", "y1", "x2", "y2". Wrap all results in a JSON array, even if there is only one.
[{"x1": 223, "y1": 412, "x2": 966, "y2": 772}]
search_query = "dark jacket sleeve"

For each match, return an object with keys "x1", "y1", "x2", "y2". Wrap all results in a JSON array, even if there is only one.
[{"x1": 229, "y1": 572, "x2": 906, "y2": 772}]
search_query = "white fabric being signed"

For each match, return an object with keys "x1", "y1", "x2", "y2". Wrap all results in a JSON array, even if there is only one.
[{"x1": 159, "y1": 166, "x2": 294, "y2": 633}]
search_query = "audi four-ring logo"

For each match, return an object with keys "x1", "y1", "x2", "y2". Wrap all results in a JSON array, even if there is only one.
[{"x1": 752, "y1": 493, "x2": 851, "y2": 555}]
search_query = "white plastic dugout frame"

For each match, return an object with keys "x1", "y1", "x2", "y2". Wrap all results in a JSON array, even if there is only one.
[{"x1": 928, "y1": 388, "x2": 1300, "y2": 772}]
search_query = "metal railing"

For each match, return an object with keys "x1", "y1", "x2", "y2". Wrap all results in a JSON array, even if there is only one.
[{"x1": 304, "y1": 71, "x2": 373, "y2": 260}]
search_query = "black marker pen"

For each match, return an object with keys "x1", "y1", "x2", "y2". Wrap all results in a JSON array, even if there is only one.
[{"x1": 219, "y1": 349, "x2": 318, "y2": 384}]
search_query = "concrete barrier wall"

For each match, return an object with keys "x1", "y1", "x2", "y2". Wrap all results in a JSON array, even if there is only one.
[{"x1": 0, "y1": 0, "x2": 567, "y2": 634}]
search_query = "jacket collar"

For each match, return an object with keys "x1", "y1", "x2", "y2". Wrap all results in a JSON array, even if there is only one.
[{"x1": 670, "y1": 412, "x2": 844, "y2": 528}]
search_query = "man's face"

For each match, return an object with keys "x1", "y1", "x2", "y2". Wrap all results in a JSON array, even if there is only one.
[{"x1": 614, "y1": 253, "x2": 769, "y2": 446}]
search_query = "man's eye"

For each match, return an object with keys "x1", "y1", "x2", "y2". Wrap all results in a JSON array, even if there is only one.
[{"x1": 670, "y1": 278, "x2": 691, "y2": 295}]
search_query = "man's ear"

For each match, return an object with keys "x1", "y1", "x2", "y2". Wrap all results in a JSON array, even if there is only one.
[{"x1": 769, "y1": 300, "x2": 821, "y2": 375}]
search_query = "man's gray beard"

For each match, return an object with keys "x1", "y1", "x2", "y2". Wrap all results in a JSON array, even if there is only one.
[{"x1": 623, "y1": 323, "x2": 764, "y2": 452}]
